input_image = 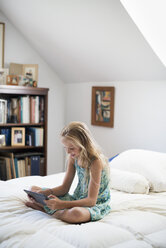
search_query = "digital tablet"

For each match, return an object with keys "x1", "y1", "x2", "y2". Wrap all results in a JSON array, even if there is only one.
[{"x1": 24, "y1": 189, "x2": 49, "y2": 206}]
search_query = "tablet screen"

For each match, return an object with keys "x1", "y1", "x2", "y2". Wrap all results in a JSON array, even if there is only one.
[{"x1": 24, "y1": 189, "x2": 49, "y2": 205}]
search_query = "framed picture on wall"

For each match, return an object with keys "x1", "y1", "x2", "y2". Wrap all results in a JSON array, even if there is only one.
[
  {"x1": 0, "y1": 23, "x2": 5, "y2": 68},
  {"x1": 91, "y1": 86, "x2": 115, "y2": 127}
]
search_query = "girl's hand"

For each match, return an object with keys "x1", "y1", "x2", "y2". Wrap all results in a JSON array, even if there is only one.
[
  {"x1": 27, "y1": 186, "x2": 48, "y2": 202},
  {"x1": 29, "y1": 197, "x2": 44, "y2": 208},
  {"x1": 44, "y1": 195, "x2": 63, "y2": 210},
  {"x1": 30, "y1": 186, "x2": 50, "y2": 196}
]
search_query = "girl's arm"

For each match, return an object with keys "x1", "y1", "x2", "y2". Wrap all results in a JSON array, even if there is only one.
[
  {"x1": 32, "y1": 157, "x2": 76, "y2": 197},
  {"x1": 45, "y1": 159, "x2": 102, "y2": 210}
]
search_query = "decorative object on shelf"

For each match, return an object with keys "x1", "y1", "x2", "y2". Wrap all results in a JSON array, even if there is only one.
[
  {"x1": 0, "y1": 68, "x2": 9, "y2": 85},
  {"x1": 0, "y1": 23, "x2": 5, "y2": 68},
  {"x1": 0, "y1": 134, "x2": 6, "y2": 146},
  {"x1": 11, "y1": 127, "x2": 25, "y2": 146},
  {"x1": 18, "y1": 75, "x2": 29, "y2": 87},
  {"x1": 9, "y1": 63, "x2": 38, "y2": 87},
  {"x1": 91, "y1": 86, "x2": 115, "y2": 127},
  {"x1": 6, "y1": 75, "x2": 19, "y2": 85}
]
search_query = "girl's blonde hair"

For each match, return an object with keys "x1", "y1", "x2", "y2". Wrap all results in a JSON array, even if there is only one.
[{"x1": 61, "y1": 121, "x2": 108, "y2": 169}]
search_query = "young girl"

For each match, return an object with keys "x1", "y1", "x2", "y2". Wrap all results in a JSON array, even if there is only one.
[{"x1": 25, "y1": 121, "x2": 111, "y2": 224}]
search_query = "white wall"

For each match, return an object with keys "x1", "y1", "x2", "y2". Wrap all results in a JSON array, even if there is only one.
[
  {"x1": 0, "y1": 11, "x2": 65, "y2": 174},
  {"x1": 66, "y1": 81, "x2": 166, "y2": 158}
]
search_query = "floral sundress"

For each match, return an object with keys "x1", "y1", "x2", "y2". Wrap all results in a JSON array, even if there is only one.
[{"x1": 44, "y1": 159, "x2": 111, "y2": 221}]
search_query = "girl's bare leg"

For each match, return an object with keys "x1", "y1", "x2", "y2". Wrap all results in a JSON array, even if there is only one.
[
  {"x1": 30, "y1": 186, "x2": 42, "y2": 191},
  {"x1": 52, "y1": 207, "x2": 91, "y2": 224},
  {"x1": 25, "y1": 201, "x2": 45, "y2": 212},
  {"x1": 26, "y1": 186, "x2": 91, "y2": 223}
]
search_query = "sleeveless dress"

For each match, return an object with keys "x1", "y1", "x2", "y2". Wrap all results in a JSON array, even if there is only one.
[{"x1": 44, "y1": 159, "x2": 111, "y2": 221}]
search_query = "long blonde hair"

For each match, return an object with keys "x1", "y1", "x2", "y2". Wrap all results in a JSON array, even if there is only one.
[{"x1": 61, "y1": 121, "x2": 108, "y2": 169}]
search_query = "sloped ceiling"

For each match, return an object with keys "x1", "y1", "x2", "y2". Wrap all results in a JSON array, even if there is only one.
[
  {"x1": 0, "y1": 0, "x2": 166, "y2": 83},
  {"x1": 121, "y1": 0, "x2": 166, "y2": 69}
]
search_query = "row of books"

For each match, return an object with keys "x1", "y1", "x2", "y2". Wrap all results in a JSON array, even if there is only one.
[
  {"x1": 26, "y1": 127, "x2": 44, "y2": 146},
  {"x1": 0, "y1": 95, "x2": 44, "y2": 124},
  {"x1": 0, "y1": 127, "x2": 44, "y2": 146},
  {"x1": 0, "y1": 152, "x2": 45, "y2": 180}
]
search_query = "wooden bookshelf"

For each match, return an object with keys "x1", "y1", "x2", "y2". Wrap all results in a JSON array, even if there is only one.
[{"x1": 0, "y1": 85, "x2": 49, "y2": 179}]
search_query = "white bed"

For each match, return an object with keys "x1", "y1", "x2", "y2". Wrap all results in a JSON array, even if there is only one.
[{"x1": 0, "y1": 149, "x2": 166, "y2": 248}]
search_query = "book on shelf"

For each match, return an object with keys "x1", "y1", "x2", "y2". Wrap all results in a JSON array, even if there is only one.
[
  {"x1": 39, "y1": 97, "x2": 44, "y2": 123},
  {"x1": 0, "y1": 158, "x2": 7, "y2": 180},
  {"x1": 0, "y1": 96, "x2": 44, "y2": 124},
  {"x1": 26, "y1": 127, "x2": 44, "y2": 146},
  {"x1": 31, "y1": 155, "x2": 40, "y2": 175},
  {"x1": 17, "y1": 159, "x2": 26, "y2": 177},
  {"x1": 0, "y1": 156, "x2": 12, "y2": 180},
  {"x1": 39, "y1": 156, "x2": 45, "y2": 176},
  {"x1": 7, "y1": 99, "x2": 12, "y2": 123},
  {"x1": 30, "y1": 96, "x2": 44, "y2": 123},
  {"x1": 0, "y1": 152, "x2": 45, "y2": 180},
  {"x1": 20, "y1": 96, "x2": 30, "y2": 123},
  {"x1": 0, "y1": 152, "x2": 16, "y2": 180}
]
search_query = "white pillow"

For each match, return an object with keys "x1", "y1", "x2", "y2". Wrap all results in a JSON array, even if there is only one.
[
  {"x1": 110, "y1": 168, "x2": 150, "y2": 194},
  {"x1": 110, "y1": 149, "x2": 166, "y2": 192}
]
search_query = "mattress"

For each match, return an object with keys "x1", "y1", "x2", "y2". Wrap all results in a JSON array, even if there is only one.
[{"x1": 0, "y1": 172, "x2": 166, "y2": 248}]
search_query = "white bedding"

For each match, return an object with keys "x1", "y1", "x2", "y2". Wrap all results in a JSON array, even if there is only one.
[{"x1": 0, "y1": 172, "x2": 166, "y2": 248}]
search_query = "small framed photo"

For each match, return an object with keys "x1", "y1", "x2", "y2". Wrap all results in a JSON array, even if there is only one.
[
  {"x1": 0, "y1": 23, "x2": 5, "y2": 68},
  {"x1": 6, "y1": 75, "x2": 19, "y2": 85},
  {"x1": 91, "y1": 86, "x2": 115, "y2": 127},
  {"x1": 11, "y1": 127, "x2": 25, "y2": 146},
  {"x1": 0, "y1": 134, "x2": 6, "y2": 146}
]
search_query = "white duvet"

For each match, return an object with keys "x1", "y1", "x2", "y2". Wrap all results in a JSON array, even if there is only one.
[{"x1": 0, "y1": 172, "x2": 166, "y2": 248}]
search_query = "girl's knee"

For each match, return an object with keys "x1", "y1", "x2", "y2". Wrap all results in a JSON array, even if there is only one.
[
  {"x1": 69, "y1": 207, "x2": 84, "y2": 219},
  {"x1": 53, "y1": 207, "x2": 90, "y2": 224},
  {"x1": 67, "y1": 207, "x2": 90, "y2": 223},
  {"x1": 30, "y1": 186, "x2": 41, "y2": 191}
]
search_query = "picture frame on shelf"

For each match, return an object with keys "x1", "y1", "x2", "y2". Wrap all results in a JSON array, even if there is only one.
[
  {"x1": 0, "y1": 23, "x2": 5, "y2": 68},
  {"x1": 6, "y1": 75, "x2": 19, "y2": 85},
  {"x1": 91, "y1": 86, "x2": 115, "y2": 127},
  {"x1": 11, "y1": 127, "x2": 25, "y2": 146},
  {"x1": 0, "y1": 134, "x2": 6, "y2": 146},
  {"x1": 0, "y1": 99, "x2": 7, "y2": 123},
  {"x1": 23, "y1": 64, "x2": 38, "y2": 82}
]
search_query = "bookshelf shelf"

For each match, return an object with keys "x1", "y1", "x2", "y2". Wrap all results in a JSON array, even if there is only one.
[
  {"x1": 0, "y1": 146, "x2": 43, "y2": 150},
  {"x1": 0, "y1": 123, "x2": 44, "y2": 127},
  {"x1": 0, "y1": 85, "x2": 49, "y2": 180}
]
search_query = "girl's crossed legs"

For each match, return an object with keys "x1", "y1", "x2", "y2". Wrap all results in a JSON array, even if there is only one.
[{"x1": 25, "y1": 186, "x2": 91, "y2": 224}]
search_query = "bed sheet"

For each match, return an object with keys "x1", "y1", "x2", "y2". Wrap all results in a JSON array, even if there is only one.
[{"x1": 0, "y1": 173, "x2": 166, "y2": 248}]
